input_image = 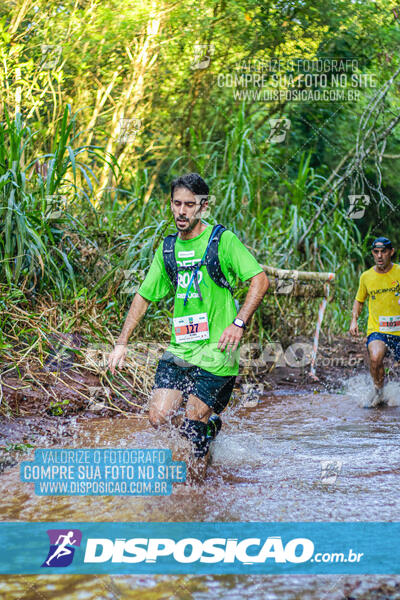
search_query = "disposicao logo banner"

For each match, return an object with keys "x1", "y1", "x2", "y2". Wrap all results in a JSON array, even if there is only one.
[
  {"x1": 41, "y1": 529, "x2": 82, "y2": 567},
  {"x1": 0, "y1": 522, "x2": 398, "y2": 574}
]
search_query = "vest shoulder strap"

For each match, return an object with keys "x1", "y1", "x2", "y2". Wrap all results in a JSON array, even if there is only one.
[
  {"x1": 162, "y1": 231, "x2": 179, "y2": 289},
  {"x1": 162, "y1": 224, "x2": 233, "y2": 295},
  {"x1": 205, "y1": 224, "x2": 233, "y2": 294}
]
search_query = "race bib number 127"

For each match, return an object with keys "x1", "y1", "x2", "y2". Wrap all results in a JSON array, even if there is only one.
[{"x1": 174, "y1": 313, "x2": 210, "y2": 343}]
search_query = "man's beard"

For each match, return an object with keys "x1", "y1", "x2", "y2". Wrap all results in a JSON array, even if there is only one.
[{"x1": 176, "y1": 215, "x2": 201, "y2": 231}]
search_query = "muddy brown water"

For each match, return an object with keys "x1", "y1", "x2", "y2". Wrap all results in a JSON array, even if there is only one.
[{"x1": 1, "y1": 381, "x2": 400, "y2": 599}]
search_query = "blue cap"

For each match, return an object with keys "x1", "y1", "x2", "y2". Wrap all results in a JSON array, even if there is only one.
[{"x1": 371, "y1": 237, "x2": 393, "y2": 249}]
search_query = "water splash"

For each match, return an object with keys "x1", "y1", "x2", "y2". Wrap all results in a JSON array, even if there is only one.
[
  {"x1": 381, "y1": 381, "x2": 400, "y2": 407},
  {"x1": 343, "y1": 374, "x2": 400, "y2": 407},
  {"x1": 211, "y1": 432, "x2": 265, "y2": 466}
]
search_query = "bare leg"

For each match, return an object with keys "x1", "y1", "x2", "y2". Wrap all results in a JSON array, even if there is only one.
[
  {"x1": 185, "y1": 394, "x2": 213, "y2": 423},
  {"x1": 148, "y1": 388, "x2": 183, "y2": 428},
  {"x1": 149, "y1": 390, "x2": 213, "y2": 480},
  {"x1": 367, "y1": 340, "x2": 386, "y2": 391}
]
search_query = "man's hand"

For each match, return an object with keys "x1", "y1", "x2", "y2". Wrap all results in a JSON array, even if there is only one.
[
  {"x1": 108, "y1": 344, "x2": 128, "y2": 375},
  {"x1": 108, "y1": 293, "x2": 149, "y2": 375},
  {"x1": 350, "y1": 300, "x2": 363, "y2": 337},
  {"x1": 217, "y1": 323, "x2": 244, "y2": 353},
  {"x1": 349, "y1": 318, "x2": 359, "y2": 337}
]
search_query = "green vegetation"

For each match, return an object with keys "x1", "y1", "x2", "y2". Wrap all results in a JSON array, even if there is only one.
[
  {"x1": 0, "y1": 0, "x2": 399, "y2": 406},
  {"x1": 1, "y1": 442, "x2": 34, "y2": 453}
]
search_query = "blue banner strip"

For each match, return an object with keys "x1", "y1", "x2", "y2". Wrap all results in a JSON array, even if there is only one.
[{"x1": 0, "y1": 522, "x2": 399, "y2": 574}]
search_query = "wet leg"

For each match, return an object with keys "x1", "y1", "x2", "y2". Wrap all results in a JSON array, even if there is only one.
[
  {"x1": 179, "y1": 394, "x2": 213, "y2": 481},
  {"x1": 367, "y1": 340, "x2": 386, "y2": 406},
  {"x1": 368, "y1": 340, "x2": 386, "y2": 390},
  {"x1": 148, "y1": 388, "x2": 183, "y2": 428}
]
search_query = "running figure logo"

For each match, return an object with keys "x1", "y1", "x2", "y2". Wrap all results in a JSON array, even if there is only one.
[{"x1": 41, "y1": 529, "x2": 82, "y2": 567}]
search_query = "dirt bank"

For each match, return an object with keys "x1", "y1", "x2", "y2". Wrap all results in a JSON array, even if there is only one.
[{"x1": 1, "y1": 334, "x2": 395, "y2": 469}]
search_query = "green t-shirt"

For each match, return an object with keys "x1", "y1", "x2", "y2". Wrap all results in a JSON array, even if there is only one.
[{"x1": 137, "y1": 224, "x2": 264, "y2": 376}]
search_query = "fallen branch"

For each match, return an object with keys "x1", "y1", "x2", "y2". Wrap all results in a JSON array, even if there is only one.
[{"x1": 263, "y1": 266, "x2": 335, "y2": 282}]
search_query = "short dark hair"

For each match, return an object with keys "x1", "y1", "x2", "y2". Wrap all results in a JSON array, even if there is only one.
[{"x1": 170, "y1": 173, "x2": 209, "y2": 200}]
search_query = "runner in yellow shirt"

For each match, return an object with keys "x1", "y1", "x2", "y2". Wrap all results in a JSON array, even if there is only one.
[{"x1": 350, "y1": 237, "x2": 400, "y2": 407}]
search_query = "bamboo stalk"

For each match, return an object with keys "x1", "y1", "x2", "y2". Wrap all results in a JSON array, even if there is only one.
[{"x1": 263, "y1": 266, "x2": 335, "y2": 282}]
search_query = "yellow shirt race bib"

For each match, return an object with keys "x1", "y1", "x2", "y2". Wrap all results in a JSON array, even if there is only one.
[
  {"x1": 379, "y1": 315, "x2": 400, "y2": 333},
  {"x1": 356, "y1": 264, "x2": 400, "y2": 336}
]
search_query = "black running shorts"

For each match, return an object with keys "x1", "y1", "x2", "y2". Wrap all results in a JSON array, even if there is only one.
[{"x1": 153, "y1": 354, "x2": 236, "y2": 414}]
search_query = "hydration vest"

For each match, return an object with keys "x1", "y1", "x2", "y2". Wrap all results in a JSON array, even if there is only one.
[{"x1": 162, "y1": 224, "x2": 234, "y2": 306}]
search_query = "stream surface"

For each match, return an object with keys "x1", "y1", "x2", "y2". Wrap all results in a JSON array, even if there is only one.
[{"x1": 1, "y1": 378, "x2": 400, "y2": 599}]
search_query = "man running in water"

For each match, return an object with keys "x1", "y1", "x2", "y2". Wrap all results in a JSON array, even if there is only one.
[
  {"x1": 108, "y1": 173, "x2": 269, "y2": 460},
  {"x1": 350, "y1": 237, "x2": 400, "y2": 407}
]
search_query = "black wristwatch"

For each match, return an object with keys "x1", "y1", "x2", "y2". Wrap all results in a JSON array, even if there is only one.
[{"x1": 233, "y1": 317, "x2": 246, "y2": 330}]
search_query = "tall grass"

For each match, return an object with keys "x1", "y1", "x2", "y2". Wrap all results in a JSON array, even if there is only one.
[
  {"x1": 0, "y1": 105, "x2": 118, "y2": 299},
  {"x1": 163, "y1": 105, "x2": 369, "y2": 333},
  {"x1": 1, "y1": 103, "x2": 369, "y2": 337}
]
